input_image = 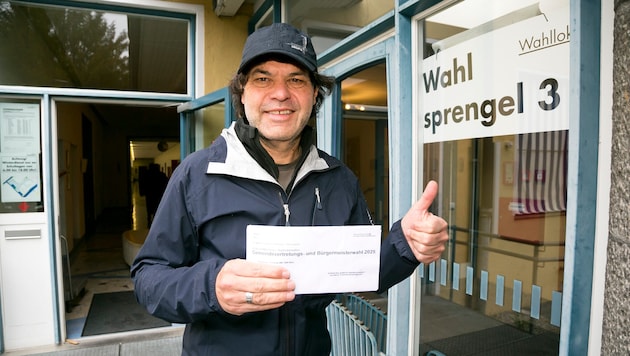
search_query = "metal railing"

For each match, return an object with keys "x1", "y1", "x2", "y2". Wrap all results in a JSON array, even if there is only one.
[
  {"x1": 326, "y1": 300, "x2": 382, "y2": 356},
  {"x1": 344, "y1": 294, "x2": 387, "y2": 353},
  {"x1": 448, "y1": 225, "x2": 565, "y2": 289}
]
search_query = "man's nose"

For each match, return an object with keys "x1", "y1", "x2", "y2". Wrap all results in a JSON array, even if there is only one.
[{"x1": 268, "y1": 80, "x2": 292, "y2": 100}]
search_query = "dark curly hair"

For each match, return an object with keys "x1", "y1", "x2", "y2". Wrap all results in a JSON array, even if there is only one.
[{"x1": 229, "y1": 55, "x2": 335, "y2": 121}]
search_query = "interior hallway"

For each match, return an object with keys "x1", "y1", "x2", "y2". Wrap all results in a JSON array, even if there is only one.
[{"x1": 64, "y1": 181, "x2": 181, "y2": 340}]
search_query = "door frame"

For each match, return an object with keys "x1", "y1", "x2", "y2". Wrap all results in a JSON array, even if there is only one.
[{"x1": 319, "y1": 34, "x2": 423, "y2": 355}]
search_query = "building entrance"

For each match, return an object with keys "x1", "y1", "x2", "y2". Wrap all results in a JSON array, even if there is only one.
[{"x1": 55, "y1": 101, "x2": 180, "y2": 339}]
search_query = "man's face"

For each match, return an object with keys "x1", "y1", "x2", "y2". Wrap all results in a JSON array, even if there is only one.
[{"x1": 241, "y1": 60, "x2": 317, "y2": 145}]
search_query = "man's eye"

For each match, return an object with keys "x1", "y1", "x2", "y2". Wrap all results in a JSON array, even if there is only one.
[
  {"x1": 287, "y1": 78, "x2": 307, "y2": 89},
  {"x1": 252, "y1": 77, "x2": 272, "y2": 87}
]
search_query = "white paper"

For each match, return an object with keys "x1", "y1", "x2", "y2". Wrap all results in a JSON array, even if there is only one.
[{"x1": 246, "y1": 225, "x2": 381, "y2": 294}]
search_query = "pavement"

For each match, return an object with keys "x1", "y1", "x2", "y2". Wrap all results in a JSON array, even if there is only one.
[{"x1": 3, "y1": 327, "x2": 184, "y2": 356}]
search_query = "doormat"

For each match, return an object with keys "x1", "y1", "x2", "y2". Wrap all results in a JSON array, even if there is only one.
[
  {"x1": 420, "y1": 324, "x2": 560, "y2": 355},
  {"x1": 82, "y1": 291, "x2": 171, "y2": 336}
]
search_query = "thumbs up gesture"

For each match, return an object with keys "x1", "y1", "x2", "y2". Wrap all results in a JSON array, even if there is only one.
[{"x1": 400, "y1": 180, "x2": 449, "y2": 264}]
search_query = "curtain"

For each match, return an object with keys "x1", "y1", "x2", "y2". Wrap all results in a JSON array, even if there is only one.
[{"x1": 512, "y1": 130, "x2": 568, "y2": 215}]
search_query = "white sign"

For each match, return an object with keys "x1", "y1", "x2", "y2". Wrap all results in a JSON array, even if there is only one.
[
  {"x1": 0, "y1": 103, "x2": 41, "y2": 153},
  {"x1": 246, "y1": 225, "x2": 381, "y2": 294},
  {"x1": 1, "y1": 155, "x2": 41, "y2": 202},
  {"x1": 420, "y1": 5, "x2": 569, "y2": 143},
  {"x1": 0, "y1": 103, "x2": 41, "y2": 203}
]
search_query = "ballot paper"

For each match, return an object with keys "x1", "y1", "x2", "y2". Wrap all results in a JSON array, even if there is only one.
[{"x1": 246, "y1": 225, "x2": 381, "y2": 294}]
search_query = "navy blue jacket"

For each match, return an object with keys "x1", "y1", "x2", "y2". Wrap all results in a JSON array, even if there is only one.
[{"x1": 131, "y1": 122, "x2": 419, "y2": 355}]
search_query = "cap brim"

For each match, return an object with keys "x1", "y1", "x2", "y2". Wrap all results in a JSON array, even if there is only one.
[{"x1": 238, "y1": 50, "x2": 317, "y2": 74}]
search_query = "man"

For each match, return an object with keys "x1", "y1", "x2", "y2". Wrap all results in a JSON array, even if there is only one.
[
  {"x1": 143, "y1": 163, "x2": 168, "y2": 226},
  {"x1": 131, "y1": 23, "x2": 448, "y2": 355}
]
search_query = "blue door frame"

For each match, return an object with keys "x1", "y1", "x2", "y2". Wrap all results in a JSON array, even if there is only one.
[{"x1": 177, "y1": 87, "x2": 234, "y2": 158}]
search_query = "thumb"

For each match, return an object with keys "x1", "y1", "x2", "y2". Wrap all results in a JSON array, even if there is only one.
[{"x1": 414, "y1": 180, "x2": 438, "y2": 213}]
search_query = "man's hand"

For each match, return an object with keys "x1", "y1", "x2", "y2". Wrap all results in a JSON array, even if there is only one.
[
  {"x1": 216, "y1": 259, "x2": 296, "y2": 315},
  {"x1": 401, "y1": 180, "x2": 449, "y2": 263}
]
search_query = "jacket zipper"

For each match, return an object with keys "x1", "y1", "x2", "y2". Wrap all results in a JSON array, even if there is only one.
[
  {"x1": 280, "y1": 185, "x2": 323, "y2": 226},
  {"x1": 277, "y1": 190, "x2": 294, "y2": 355},
  {"x1": 278, "y1": 191, "x2": 291, "y2": 226},
  {"x1": 282, "y1": 306, "x2": 294, "y2": 356},
  {"x1": 311, "y1": 186, "x2": 322, "y2": 225},
  {"x1": 277, "y1": 187, "x2": 323, "y2": 355}
]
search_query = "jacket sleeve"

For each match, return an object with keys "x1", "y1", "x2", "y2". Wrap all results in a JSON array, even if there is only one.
[
  {"x1": 130, "y1": 163, "x2": 228, "y2": 324},
  {"x1": 377, "y1": 220, "x2": 420, "y2": 293}
]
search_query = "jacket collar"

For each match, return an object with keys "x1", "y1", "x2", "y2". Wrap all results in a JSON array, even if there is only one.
[
  {"x1": 206, "y1": 122, "x2": 332, "y2": 189},
  {"x1": 234, "y1": 118, "x2": 314, "y2": 182}
]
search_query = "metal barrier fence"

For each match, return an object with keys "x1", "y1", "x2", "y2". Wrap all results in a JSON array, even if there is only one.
[
  {"x1": 344, "y1": 294, "x2": 387, "y2": 353},
  {"x1": 326, "y1": 300, "x2": 383, "y2": 356}
]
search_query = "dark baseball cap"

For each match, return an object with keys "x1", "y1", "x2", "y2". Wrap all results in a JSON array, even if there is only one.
[{"x1": 238, "y1": 23, "x2": 318, "y2": 74}]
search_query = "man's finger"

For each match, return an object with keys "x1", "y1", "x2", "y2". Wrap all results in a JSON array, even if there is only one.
[
  {"x1": 413, "y1": 180, "x2": 438, "y2": 213},
  {"x1": 225, "y1": 259, "x2": 290, "y2": 279}
]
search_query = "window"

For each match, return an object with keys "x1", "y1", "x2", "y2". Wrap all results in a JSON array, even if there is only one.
[
  {"x1": 416, "y1": 1, "x2": 569, "y2": 353},
  {"x1": 0, "y1": 1, "x2": 189, "y2": 94}
]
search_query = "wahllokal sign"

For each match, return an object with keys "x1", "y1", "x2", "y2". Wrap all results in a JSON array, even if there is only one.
[{"x1": 420, "y1": 5, "x2": 569, "y2": 143}]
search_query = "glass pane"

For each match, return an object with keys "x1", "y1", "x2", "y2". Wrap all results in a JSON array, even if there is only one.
[
  {"x1": 285, "y1": 0, "x2": 394, "y2": 54},
  {"x1": 0, "y1": 98, "x2": 44, "y2": 213},
  {"x1": 419, "y1": 0, "x2": 567, "y2": 354},
  {"x1": 188, "y1": 102, "x2": 226, "y2": 153},
  {"x1": 0, "y1": 1, "x2": 188, "y2": 93},
  {"x1": 421, "y1": 134, "x2": 564, "y2": 355},
  {"x1": 343, "y1": 118, "x2": 389, "y2": 224},
  {"x1": 341, "y1": 63, "x2": 388, "y2": 235},
  {"x1": 254, "y1": 5, "x2": 274, "y2": 29},
  {"x1": 338, "y1": 63, "x2": 389, "y2": 355}
]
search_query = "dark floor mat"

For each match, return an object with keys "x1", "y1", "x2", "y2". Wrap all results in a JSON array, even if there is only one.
[
  {"x1": 82, "y1": 291, "x2": 171, "y2": 336},
  {"x1": 420, "y1": 324, "x2": 559, "y2": 356}
]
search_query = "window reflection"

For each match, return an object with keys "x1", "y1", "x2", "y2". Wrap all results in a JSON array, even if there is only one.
[
  {"x1": 188, "y1": 102, "x2": 226, "y2": 152},
  {"x1": 0, "y1": 1, "x2": 188, "y2": 93},
  {"x1": 422, "y1": 136, "x2": 563, "y2": 354},
  {"x1": 341, "y1": 63, "x2": 388, "y2": 234}
]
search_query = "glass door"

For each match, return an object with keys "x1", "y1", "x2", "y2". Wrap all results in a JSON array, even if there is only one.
[
  {"x1": 319, "y1": 35, "x2": 394, "y2": 354},
  {"x1": 341, "y1": 62, "x2": 389, "y2": 231},
  {"x1": 420, "y1": 135, "x2": 565, "y2": 354},
  {"x1": 416, "y1": 1, "x2": 570, "y2": 354},
  {"x1": 178, "y1": 87, "x2": 233, "y2": 156}
]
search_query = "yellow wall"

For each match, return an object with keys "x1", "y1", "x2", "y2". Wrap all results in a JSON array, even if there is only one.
[
  {"x1": 171, "y1": 0, "x2": 252, "y2": 95},
  {"x1": 204, "y1": 5, "x2": 252, "y2": 93},
  {"x1": 154, "y1": 144, "x2": 181, "y2": 176}
]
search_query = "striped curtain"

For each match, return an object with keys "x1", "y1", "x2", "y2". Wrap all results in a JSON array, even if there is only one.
[{"x1": 511, "y1": 130, "x2": 568, "y2": 215}]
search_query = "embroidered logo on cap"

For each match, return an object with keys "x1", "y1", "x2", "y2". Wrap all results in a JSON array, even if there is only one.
[{"x1": 288, "y1": 35, "x2": 308, "y2": 54}]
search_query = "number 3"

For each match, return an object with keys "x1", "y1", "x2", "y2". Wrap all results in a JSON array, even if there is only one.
[{"x1": 539, "y1": 78, "x2": 560, "y2": 111}]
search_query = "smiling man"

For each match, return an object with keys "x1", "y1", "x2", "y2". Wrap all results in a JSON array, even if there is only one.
[
  {"x1": 241, "y1": 60, "x2": 316, "y2": 164},
  {"x1": 131, "y1": 23, "x2": 448, "y2": 356}
]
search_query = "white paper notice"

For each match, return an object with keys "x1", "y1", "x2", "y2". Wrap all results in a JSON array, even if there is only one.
[{"x1": 246, "y1": 225, "x2": 381, "y2": 294}]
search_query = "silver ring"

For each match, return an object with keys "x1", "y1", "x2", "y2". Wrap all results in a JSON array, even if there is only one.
[{"x1": 245, "y1": 292, "x2": 253, "y2": 304}]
